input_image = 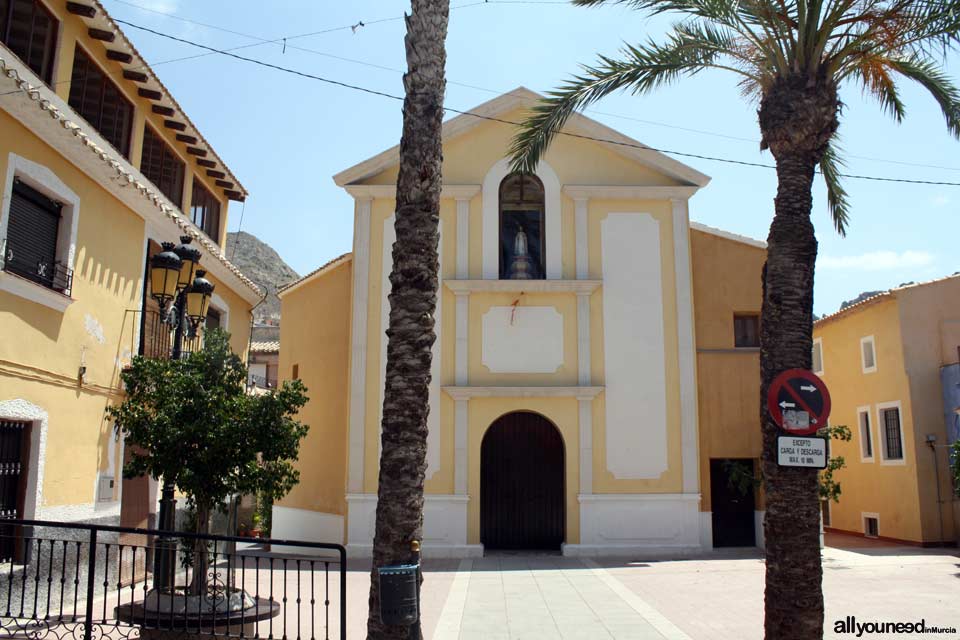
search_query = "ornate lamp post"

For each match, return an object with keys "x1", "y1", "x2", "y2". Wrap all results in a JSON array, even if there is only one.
[{"x1": 147, "y1": 235, "x2": 214, "y2": 591}]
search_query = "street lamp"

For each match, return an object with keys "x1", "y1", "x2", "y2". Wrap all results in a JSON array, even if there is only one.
[{"x1": 146, "y1": 235, "x2": 215, "y2": 592}]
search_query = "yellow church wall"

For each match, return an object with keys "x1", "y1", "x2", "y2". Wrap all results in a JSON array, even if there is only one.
[
  {"x1": 361, "y1": 197, "x2": 458, "y2": 495},
  {"x1": 689, "y1": 229, "x2": 766, "y2": 512},
  {"x1": 358, "y1": 107, "x2": 683, "y2": 190},
  {"x1": 466, "y1": 398, "x2": 580, "y2": 545},
  {"x1": 815, "y1": 299, "x2": 925, "y2": 543},
  {"x1": 277, "y1": 260, "x2": 352, "y2": 518},
  {"x1": 586, "y1": 199, "x2": 684, "y2": 494},
  {"x1": 466, "y1": 292, "x2": 580, "y2": 387}
]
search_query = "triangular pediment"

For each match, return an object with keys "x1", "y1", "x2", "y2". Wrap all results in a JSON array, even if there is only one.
[{"x1": 333, "y1": 88, "x2": 710, "y2": 188}]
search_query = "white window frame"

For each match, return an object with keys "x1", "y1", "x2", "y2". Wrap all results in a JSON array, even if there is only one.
[
  {"x1": 812, "y1": 337, "x2": 824, "y2": 375},
  {"x1": 857, "y1": 405, "x2": 874, "y2": 462},
  {"x1": 860, "y1": 335, "x2": 877, "y2": 374},
  {"x1": 876, "y1": 401, "x2": 906, "y2": 465},
  {"x1": 0, "y1": 154, "x2": 80, "y2": 312},
  {"x1": 862, "y1": 512, "x2": 880, "y2": 538}
]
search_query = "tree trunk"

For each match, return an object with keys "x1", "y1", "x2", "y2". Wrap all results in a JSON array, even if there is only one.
[
  {"x1": 757, "y1": 73, "x2": 838, "y2": 640},
  {"x1": 366, "y1": 2, "x2": 448, "y2": 639},
  {"x1": 189, "y1": 505, "x2": 211, "y2": 597}
]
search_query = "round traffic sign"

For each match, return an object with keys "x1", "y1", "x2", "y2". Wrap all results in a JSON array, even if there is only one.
[{"x1": 766, "y1": 369, "x2": 831, "y2": 436}]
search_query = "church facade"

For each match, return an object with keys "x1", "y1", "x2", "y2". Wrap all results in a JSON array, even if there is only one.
[{"x1": 274, "y1": 89, "x2": 768, "y2": 556}]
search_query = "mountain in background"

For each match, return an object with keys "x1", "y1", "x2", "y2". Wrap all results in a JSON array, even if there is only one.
[
  {"x1": 225, "y1": 231, "x2": 299, "y2": 329},
  {"x1": 839, "y1": 290, "x2": 886, "y2": 310}
]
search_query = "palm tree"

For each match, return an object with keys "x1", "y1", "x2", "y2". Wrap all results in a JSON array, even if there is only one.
[
  {"x1": 508, "y1": 1, "x2": 959, "y2": 638},
  {"x1": 366, "y1": 1, "x2": 448, "y2": 639}
]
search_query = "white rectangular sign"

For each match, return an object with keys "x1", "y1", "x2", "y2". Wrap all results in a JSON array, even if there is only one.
[{"x1": 777, "y1": 436, "x2": 827, "y2": 468}]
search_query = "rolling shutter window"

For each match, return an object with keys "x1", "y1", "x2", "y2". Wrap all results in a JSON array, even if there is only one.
[
  {"x1": 68, "y1": 45, "x2": 134, "y2": 157},
  {"x1": 0, "y1": 0, "x2": 58, "y2": 83},
  {"x1": 140, "y1": 126, "x2": 185, "y2": 207},
  {"x1": 4, "y1": 180, "x2": 61, "y2": 288},
  {"x1": 190, "y1": 181, "x2": 221, "y2": 244}
]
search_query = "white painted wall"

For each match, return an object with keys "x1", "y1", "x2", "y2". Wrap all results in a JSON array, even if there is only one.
[
  {"x1": 481, "y1": 306, "x2": 563, "y2": 373},
  {"x1": 601, "y1": 213, "x2": 668, "y2": 479}
]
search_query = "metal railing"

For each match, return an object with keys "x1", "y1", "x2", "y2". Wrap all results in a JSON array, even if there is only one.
[
  {"x1": 1, "y1": 254, "x2": 73, "y2": 297},
  {"x1": 0, "y1": 519, "x2": 346, "y2": 640}
]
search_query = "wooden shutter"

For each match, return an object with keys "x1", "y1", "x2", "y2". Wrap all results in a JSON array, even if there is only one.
[
  {"x1": 1, "y1": 0, "x2": 58, "y2": 83},
  {"x1": 734, "y1": 314, "x2": 760, "y2": 348},
  {"x1": 140, "y1": 126, "x2": 185, "y2": 207},
  {"x1": 69, "y1": 45, "x2": 133, "y2": 157},
  {"x1": 4, "y1": 180, "x2": 60, "y2": 288}
]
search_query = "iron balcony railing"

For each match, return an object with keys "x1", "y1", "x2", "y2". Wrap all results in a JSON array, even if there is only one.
[
  {"x1": 1, "y1": 253, "x2": 73, "y2": 297},
  {"x1": 0, "y1": 519, "x2": 346, "y2": 640}
]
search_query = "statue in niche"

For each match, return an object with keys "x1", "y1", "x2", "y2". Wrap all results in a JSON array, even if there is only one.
[{"x1": 507, "y1": 225, "x2": 534, "y2": 280}]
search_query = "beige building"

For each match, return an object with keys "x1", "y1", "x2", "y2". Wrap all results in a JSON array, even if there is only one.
[{"x1": 814, "y1": 275, "x2": 960, "y2": 545}]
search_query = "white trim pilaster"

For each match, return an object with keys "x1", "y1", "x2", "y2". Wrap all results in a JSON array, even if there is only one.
[
  {"x1": 454, "y1": 399, "x2": 468, "y2": 495},
  {"x1": 671, "y1": 198, "x2": 700, "y2": 494},
  {"x1": 455, "y1": 292, "x2": 469, "y2": 386},
  {"x1": 577, "y1": 396, "x2": 593, "y2": 494},
  {"x1": 347, "y1": 197, "x2": 372, "y2": 493},
  {"x1": 455, "y1": 197, "x2": 470, "y2": 279},
  {"x1": 574, "y1": 197, "x2": 589, "y2": 279},
  {"x1": 576, "y1": 292, "x2": 591, "y2": 386}
]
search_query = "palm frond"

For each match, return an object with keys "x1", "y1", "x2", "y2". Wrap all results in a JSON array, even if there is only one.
[
  {"x1": 819, "y1": 140, "x2": 850, "y2": 236},
  {"x1": 886, "y1": 57, "x2": 960, "y2": 137},
  {"x1": 844, "y1": 52, "x2": 906, "y2": 121},
  {"x1": 508, "y1": 25, "x2": 757, "y2": 173}
]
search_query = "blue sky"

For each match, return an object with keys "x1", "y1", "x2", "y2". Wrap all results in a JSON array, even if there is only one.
[{"x1": 100, "y1": 0, "x2": 960, "y2": 316}]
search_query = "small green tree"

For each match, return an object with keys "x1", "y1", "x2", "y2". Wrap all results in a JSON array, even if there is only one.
[{"x1": 107, "y1": 329, "x2": 308, "y2": 595}]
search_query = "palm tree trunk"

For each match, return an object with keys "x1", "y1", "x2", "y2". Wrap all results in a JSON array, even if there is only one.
[
  {"x1": 760, "y1": 152, "x2": 823, "y2": 640},
  {"x1": 758, "y1": 73, "x2": 837, "y2": 640},
  {"x1": 366, "y1": 1, "x2": 448, "y2": 639}
]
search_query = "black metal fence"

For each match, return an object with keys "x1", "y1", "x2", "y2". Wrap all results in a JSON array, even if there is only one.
[{"x1": 0, "y1": 520, "x2": 346, "y2": 640}]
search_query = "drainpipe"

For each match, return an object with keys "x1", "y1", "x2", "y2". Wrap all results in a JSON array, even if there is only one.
[{"x1": 926, "y1": 434, "x2": 946, "y2": 546}]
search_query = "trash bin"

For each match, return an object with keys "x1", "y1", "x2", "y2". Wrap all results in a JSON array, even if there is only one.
[{"x1": 378, "y1": 564, "x2": 419, "y2": 626}]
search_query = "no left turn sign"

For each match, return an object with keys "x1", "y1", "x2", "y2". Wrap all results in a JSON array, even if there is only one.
[{"x1": 767, "y1": 369, "x2": 831, "y2": 436}]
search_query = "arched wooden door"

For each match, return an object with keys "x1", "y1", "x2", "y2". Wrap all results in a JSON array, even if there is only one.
[{"x1": 481, "y1": 411, "x2": 565, "y2": 550}]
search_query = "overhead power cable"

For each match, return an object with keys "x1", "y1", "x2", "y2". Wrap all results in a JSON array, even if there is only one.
[
  {"x1": 101, "y1": 19, "x2": 960, "y2": 188},
  {"x1": 101, "y1": 0, "x2": 960, "y2": 174}
]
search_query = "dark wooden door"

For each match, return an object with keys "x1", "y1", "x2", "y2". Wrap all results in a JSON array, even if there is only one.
[
  {"x1": 481, "y1": 412, "x2": 564, "y2": 550},
  {"x1": 710, "y1": 458, "x2": 757, "y2": 547},
  {"x1": 0, "y1": 420, "x2": 29, "y2": 562}
]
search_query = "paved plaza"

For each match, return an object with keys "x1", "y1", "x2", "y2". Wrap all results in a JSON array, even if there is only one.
[{"x1": 342, "y1": 534, "x2": 960, "y2": 639}]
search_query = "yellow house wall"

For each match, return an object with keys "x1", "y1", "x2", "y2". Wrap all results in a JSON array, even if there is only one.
[
  {"x1": 0, "y1": 51, "x2": 252, "y2": 512},
  {"x1": 896, "y1": 278, "x2": 960, "y2": 542},
  {"x1": 814, "y1": 299, "x2": 925, "y2": 542},
  {"x1": 0, "y1": 110, "x2": 143, "y2": 509},
  {"x1": 276, "y1": 261, "x2": 353, "y2": 519},
  {"x1": 689, "y1": 229, "x2": 766, "y2": 512}
]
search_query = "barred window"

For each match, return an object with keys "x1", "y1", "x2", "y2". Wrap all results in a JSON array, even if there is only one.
[
  {"x1": 140, "y1": 126, "x2": 185, "y2": 207},
  {"x1": 68, "y1": 45, "x2": 133, "y2": 157},
  {"x1": 882, "y1": 407, "x2": 903, "y2": 460},
  {"x1": 0, "y1": 0, "x2": 58, "y2": 83}
]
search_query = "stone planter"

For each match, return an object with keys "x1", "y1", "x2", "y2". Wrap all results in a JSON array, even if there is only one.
[{"x1": 115, "y1": 588, "x2": 280, "y2": 640}]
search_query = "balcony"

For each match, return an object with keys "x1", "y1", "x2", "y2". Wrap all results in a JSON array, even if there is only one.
[{"x1": 1, "y1": 253, "x2": 73, "y2": 297}]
